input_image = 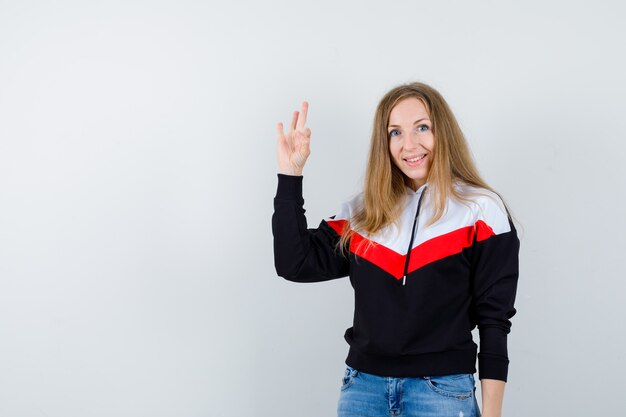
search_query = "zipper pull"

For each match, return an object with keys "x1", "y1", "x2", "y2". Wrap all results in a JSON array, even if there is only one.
[{"x1": 402, "y1": 275, "x2": 406, "y2": 286}]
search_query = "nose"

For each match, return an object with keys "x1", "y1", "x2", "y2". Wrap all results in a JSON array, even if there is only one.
[{"x1": 403, "y1": 131, "x2": 420, "y2": 150}]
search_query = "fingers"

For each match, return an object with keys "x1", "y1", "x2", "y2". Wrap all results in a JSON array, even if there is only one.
[
  {"x1": 277, "y1": 121, "x2": 290, "y2": 148},
  {"x1": 296, "y1": 101, "x2": 308, "y2": 131},
  {"x1": 289, "y1": 110, "x2": 298, "y2": 132},
  {"x1": 295, "y1": 130, "x2": 311, "y2": 160},
  {"x1": 294, "y1": 127, "x2": 311, "y2": 143},
  {"x1": 278, "y1": 101, "x2": 309, "y2": 155},
  {"x1": 277, "y1": 121, "x2": 293, "y2": 152}
]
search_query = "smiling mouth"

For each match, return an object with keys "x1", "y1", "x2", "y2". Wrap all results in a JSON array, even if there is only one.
[{"x1": 405, "y1": 154, "x2": 426, "y2": 162}]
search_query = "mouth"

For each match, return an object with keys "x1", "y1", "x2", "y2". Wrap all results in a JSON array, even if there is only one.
[{"x1": 403, "y1": 154, "x2": 427, "y2": 166}]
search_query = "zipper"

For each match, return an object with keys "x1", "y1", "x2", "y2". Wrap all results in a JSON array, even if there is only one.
[{"x1": 402, "y1": 186, "x2": 427, "y2": 286}]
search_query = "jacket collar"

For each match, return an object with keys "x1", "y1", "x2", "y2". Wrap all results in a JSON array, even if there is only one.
[{"x1": 405, "y1": 182, "x2": 428, "y2": 195}]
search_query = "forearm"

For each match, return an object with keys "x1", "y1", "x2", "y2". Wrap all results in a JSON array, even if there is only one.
[
  {"x1": 272, "y1": 175, "x2": 349, "y2": 282},
  {"x1": 480, "y1": 378, "x2": 505, "y2": 417}
]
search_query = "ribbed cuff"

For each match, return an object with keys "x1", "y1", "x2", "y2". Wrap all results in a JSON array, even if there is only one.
[
  {"x1": 478, "y1": 326, "x2": 510, "y2": 381},
  {"x1": 478, "y1": 353, "x2": 509, "y2": 382},
  {"x1": 275, "y1": 174, "x2": 303, "y2": 200}
]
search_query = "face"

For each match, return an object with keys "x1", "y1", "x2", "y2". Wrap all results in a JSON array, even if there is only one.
[{"x1": 388, "y1": 97, "x2": 435, "y2": 191}]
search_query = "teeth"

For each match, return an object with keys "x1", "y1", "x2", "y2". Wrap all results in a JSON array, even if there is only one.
[{"x1": 407, "y1": 155, "x2": 425, "y2": 162}]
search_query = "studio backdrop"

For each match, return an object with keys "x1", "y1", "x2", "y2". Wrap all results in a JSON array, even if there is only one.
[{"x1": 0, "y1": 1, "x2": 624, "y2": 416}]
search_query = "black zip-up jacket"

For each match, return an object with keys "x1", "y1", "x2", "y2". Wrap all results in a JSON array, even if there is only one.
[{"x1": 272, "y1": 174, "x2": 519, "y2": 381}]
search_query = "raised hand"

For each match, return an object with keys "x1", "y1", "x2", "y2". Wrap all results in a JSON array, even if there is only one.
[{"x1": 276, "y1": 101, "x2": 311, "y2": 176}]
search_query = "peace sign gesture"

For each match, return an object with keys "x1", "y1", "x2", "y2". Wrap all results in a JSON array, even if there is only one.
[{"x1": 276, "y1": 101, "x2": 311, "y2": 176}]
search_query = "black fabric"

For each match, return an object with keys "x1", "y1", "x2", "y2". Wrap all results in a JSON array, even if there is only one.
[{"x1": 272, "y1": 174, "x2": 519, "y2": 381}]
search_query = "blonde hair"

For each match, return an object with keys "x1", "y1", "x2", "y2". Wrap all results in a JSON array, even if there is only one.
[{"x1": 339, "y1": 82, "x2": 499, "y2": 252}]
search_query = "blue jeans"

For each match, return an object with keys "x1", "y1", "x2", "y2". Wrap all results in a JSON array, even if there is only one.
[{"x1": 337, "y1": 366, "x2": 481, "y2": 417}]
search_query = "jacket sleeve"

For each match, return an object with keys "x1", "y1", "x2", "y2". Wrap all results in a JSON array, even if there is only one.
[
  {"x1": 272, "y1": 174, "x2": 350, "y2": 282},
  {"x1": 470, "y1": 198, "x2": 520, "y2": 382}
]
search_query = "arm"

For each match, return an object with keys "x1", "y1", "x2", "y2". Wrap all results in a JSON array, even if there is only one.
[
  {"x1": 272, "y1": 174, "x2": 349, "y2": 282},
  {"x1": 480, "y1": 378, "x2": 505, "y2": 417},
  {"x1": 471, "y1": 207, "x2": 520, "y2": 415},
  {"x1": 272, "y1": 102, "x2": 349, "y2": 282}
]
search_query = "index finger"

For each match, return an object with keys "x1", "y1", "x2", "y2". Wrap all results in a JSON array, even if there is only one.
[{"x1": 296, "y1": 101, "x2": 308, "y2": 131}]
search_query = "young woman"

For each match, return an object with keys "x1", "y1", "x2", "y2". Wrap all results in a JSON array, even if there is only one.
[{"x1": 272, "y1": 82, "x2": 519, "y2": 417}]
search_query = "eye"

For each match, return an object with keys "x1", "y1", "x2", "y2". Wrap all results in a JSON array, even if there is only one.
[
  {"x1": 417, "y1": 124, "x2": 430, "y2": 133},
  {"x1": 388, "y1": 129, "x2": 400, "y2": 138}
]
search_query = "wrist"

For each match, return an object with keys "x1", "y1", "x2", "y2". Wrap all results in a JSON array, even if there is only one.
[{"x1": 278, "y1": 167, "x2": 303, "y2": 176}]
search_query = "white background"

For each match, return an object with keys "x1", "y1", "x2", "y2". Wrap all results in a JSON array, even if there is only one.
[{"x1": 1, "y1": 1, "x2": 625, "y2": 416}]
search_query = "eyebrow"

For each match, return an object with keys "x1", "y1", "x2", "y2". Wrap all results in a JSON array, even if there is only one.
[{"x1": 388, "y1": 118, "x2": 430, "y2": 129}]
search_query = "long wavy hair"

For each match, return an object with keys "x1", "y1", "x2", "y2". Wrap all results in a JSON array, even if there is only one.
[{"x1": 339, "y1": 82, "x2": 498, "y2": 252}]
